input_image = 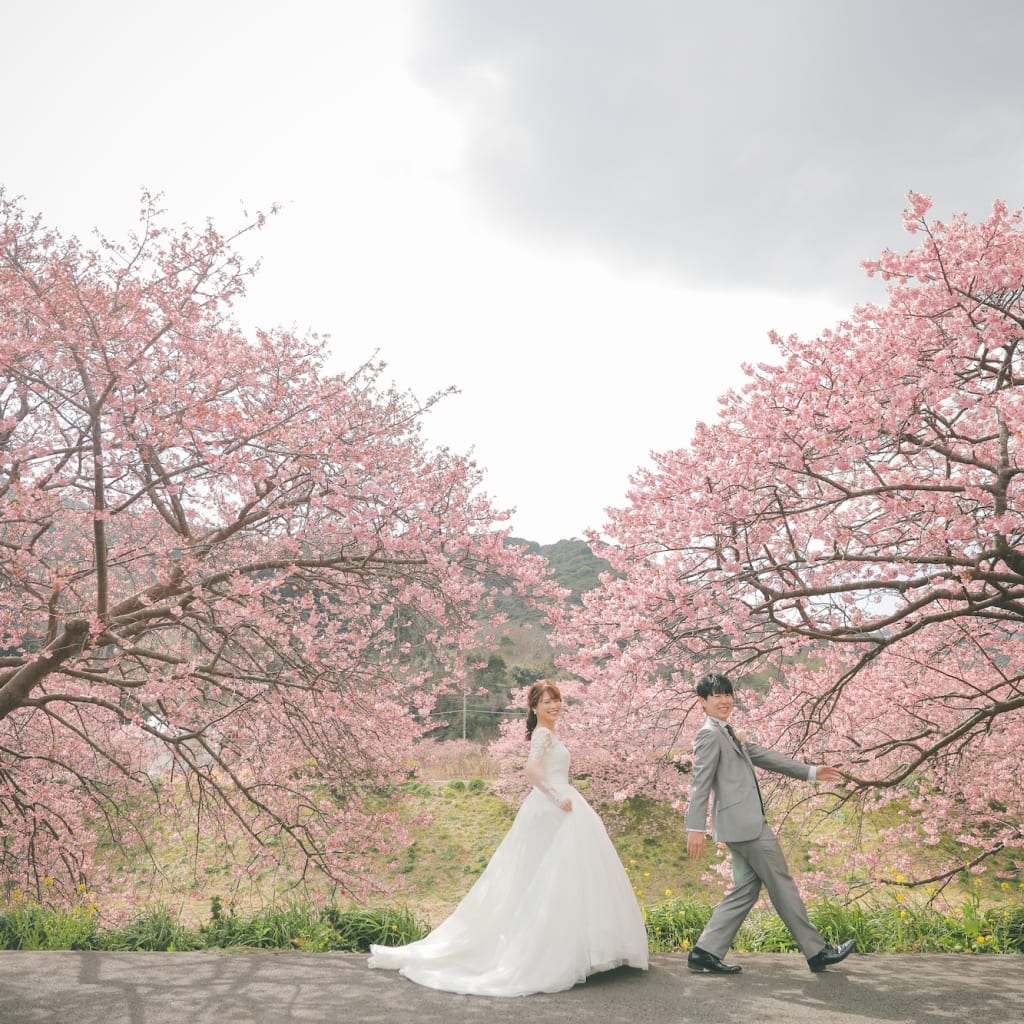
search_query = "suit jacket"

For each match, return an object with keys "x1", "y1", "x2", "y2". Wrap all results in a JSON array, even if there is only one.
[{"x1": 683, "y1": 717, "x2": 812, "y2": 844}]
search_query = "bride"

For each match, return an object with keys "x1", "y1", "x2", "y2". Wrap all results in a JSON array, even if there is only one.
[{"x1": 368, "y1": 681, "x2": 649, "y2": 996}]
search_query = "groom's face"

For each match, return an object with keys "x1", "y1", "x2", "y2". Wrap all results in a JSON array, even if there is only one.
[{"x1": 700, "y1": 689, "x2": 734, "y2": 722}]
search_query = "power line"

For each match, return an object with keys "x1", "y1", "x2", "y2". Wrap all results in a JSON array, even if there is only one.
[{"x1": 423, "y1": 707, "x2": 525, "y2": 717}]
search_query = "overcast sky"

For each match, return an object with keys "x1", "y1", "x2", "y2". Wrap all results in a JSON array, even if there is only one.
[{"x1": 5, "y1": 1, "x2": 1024, "y2": 542}]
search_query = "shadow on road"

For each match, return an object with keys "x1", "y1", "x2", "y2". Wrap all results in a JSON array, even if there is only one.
[{"x1": 1, "y1": 951, "x2": 1022, "y2": 1024}]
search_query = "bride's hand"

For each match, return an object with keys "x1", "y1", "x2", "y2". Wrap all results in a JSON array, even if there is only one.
[{"x1": 559, "y1": 797, "x2": 573, "y2": 812}]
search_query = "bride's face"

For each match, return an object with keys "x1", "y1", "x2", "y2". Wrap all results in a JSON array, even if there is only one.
[{"x1": 534, "y1": 693, "x2": 563, "y2": 726}]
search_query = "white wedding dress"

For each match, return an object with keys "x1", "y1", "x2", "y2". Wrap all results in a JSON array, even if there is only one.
[{"x1": 368, "y1": 726, "x2": 649, "y2": 996}]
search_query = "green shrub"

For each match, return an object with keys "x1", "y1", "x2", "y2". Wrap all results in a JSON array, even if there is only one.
[
  {"x1": 319, "y1": 905, "x2": 430, "y2": 951},
  {"x1": 644, "y1": 897, "x2": 712, "y2": 952},
  {"x1": 100, "y1": 906, "x2": 202, "y2": 952},
  {"x1": 987, "y1": 906, "x2": 1024, "y2": 952},
  {"x1": 643, "y1": 892, "x2": 1024, "y2": 955},
  {"x1": 0, "y1": 896, "x2": 100, "y2": 950},
  {"x1": 4, "y1": 889, "x2": 1019, "y2": 956},
  {"x1": 200, "y1": 902, "x2": 337, "y2": 951},
  {"x1": 196, "y1": 899, "x2": 429, "y2": 952},
  {"x1": 736, "y1": 911, "x2": 798, "y2": 953}
]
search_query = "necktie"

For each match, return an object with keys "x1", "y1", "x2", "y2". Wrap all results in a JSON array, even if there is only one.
[{"x1": 725, "y1": 723, "x2": 764, "y2": 815}]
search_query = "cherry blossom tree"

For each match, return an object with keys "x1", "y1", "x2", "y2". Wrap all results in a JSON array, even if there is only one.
[
  {"x1": 0, "y1": 189, "x2": 551, "y2": 906},
  {"x1": 559, "y1": 194, "x2": 1024, "y2": 892}
]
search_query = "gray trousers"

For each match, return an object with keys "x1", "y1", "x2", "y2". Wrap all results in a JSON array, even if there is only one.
[{"x1": 696, "y1": 820, "x2": 826, "y2": 959}]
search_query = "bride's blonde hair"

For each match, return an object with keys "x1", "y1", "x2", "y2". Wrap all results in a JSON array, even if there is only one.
[{"x1": 525, "y1": 681, "x2": 563, "y2": 740}]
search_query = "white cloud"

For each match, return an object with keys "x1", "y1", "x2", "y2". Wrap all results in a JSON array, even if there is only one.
[{"x1": 4, "y1": 1, "x2": 1013, "y2": 541}]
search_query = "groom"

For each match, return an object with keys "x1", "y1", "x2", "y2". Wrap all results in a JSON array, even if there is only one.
[{"x1": 684, "y1": 672, "x2": 857, "y2": 974}]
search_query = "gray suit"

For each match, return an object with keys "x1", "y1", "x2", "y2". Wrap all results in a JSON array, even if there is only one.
[{"x1": 685, "y1": 717, "x2": 827, "y2": 958}]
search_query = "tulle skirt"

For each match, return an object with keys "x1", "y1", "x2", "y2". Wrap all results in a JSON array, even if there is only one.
[{"x1": 368, "y1": 785, "x2": 649, "y2": 996}]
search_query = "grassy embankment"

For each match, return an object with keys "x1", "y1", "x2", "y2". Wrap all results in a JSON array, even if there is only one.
[{"x1": 3, "y1": 750, "x2": 1022, "y2": 953}]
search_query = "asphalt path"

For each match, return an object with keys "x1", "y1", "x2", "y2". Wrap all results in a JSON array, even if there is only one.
[{"x1": 1, "y1": 951, "x2": 1022, "y2": 1024}]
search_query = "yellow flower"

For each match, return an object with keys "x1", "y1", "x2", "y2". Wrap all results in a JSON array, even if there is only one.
[
  {"x1": 1000, "y1": 882, "x2": 1009, "y2": 890},
  {"x1": 896, "y1": 892, "x2": 905, "y2": 902},
  {"x1": 664, "y1": 889, "x2": 673, "y2": 898},
  {"x1": 629, "y1": 859, "x2": 637, "y2": 866},
  {"x1": 899, "y1": 910, "x2": 907, "y2": 918},
  {"x1": 895, "y1": 874, "x2": 905, "y2": 883},
  {"x1": 644, "y1": 872, "x2": 650, "y2": 878},
  {"x1": 43, "y1": 877, "x2": 54, "y2": 888}
]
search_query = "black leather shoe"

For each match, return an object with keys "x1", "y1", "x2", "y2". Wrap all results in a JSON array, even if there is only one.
[
  {"x1": 807, "y1": 939, "x2": 857, "y2": 972},
  {"x1": 688, "y1": 946, "x2": 742, "y2": 974}
]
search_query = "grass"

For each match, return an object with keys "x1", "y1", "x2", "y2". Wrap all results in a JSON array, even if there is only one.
[
  {"x1": 7, "y1": 753, "x2": 1020, "y2": 955},
  {"x1": 644, "y1": 893, "x2": 1024, "y2": 955},
  {"x1": 369, "y1": 778, "x2": 517, "y2": 924},
  {"x1": 0, "y1": 888, "x2": 101, "y2": 951},
  {"x1": 364, "y1": 782, "x2": 713, "y2": 924},
  {"x1": 4, "y1": 888, "x2": 1022, "y2": 955},
  {"x1": 0, "y1": 891, "x2": 430, "y2": 953}
]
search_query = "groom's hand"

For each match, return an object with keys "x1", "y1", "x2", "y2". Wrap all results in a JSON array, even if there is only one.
[{"x1": 687, "y1": 831, "x2": 705, "y2": 859}]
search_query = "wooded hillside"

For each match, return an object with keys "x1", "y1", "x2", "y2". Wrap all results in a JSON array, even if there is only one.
[{"x1": 428, "y1": 537, "x2": 612, "y2": 740}]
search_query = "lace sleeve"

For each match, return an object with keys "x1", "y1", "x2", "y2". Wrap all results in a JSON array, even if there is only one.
[{"x1": 526, "y1": 728, "x2": 563, "y2": 805}]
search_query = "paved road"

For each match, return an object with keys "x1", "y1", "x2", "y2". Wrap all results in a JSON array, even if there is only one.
[{"x1": 1, "y1": 951, "x2": 1022, "y2": 1024}]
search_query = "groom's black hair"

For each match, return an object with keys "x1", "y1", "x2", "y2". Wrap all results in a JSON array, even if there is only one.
[{"x1": 695, "y1": 673, "x2": 734, "y2": 698}]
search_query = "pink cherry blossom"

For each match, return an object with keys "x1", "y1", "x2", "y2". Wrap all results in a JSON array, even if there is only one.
[
  {"x1": 0, "y1": 189, "x2": 556, "y2": 906},
  {"x1": 558, "y1": 193, "x2": 1024, "y2": 891}
]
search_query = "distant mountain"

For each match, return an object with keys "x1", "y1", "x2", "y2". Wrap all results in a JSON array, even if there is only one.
[
  {"x1": 430, "y1": 538, "x2": 615, "y2": 741},
  {"x1": 508, "y1": 536, "x2": 615, "y2": 609},
  {"x1": 484, "y1": 536, "x2": 616, "y2": 636}
]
